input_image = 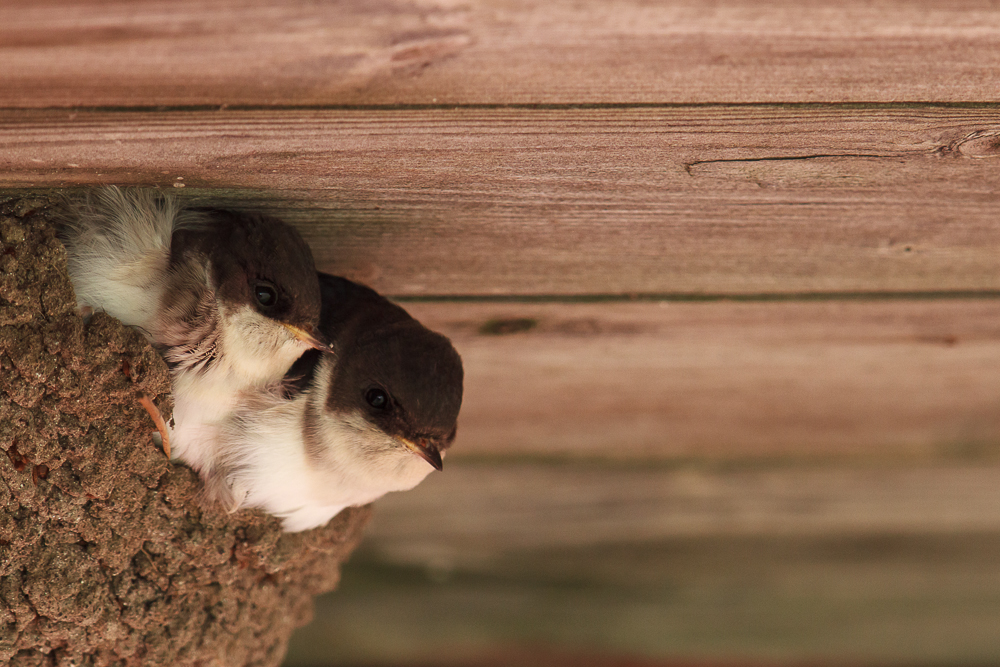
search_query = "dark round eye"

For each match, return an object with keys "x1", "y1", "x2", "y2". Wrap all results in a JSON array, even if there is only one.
[
  {"x1": 254, "y1": 281, "x2": 278, "y2": 309},
  {"x1": 365, "y1": 387, "x2": 389, "y2": 410}
]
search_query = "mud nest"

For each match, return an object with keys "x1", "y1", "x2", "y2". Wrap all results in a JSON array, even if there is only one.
[{"x1": 0, "y1": 193, "x2": 371, "y2": 667}]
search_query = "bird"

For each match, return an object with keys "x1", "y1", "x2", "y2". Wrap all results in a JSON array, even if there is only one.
[
  {"x1": 60, "y1": 187, "x2": 328, "y2": 470},
  {"x1": 206, "y1": 272, "x2": 464, "y2": 532}
]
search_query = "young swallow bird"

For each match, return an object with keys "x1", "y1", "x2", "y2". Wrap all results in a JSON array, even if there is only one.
[
  {"x1": 210, "y1": 273, "x2": 464, "y2": 532},
  {"x1": 60, "y1": 187, "x2": 328, "y2": 475}
]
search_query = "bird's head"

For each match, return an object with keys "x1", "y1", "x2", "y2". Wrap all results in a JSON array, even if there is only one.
[
  {"x1": 173, "y1": 210, "x2": 329, "y2": 381},
  {"x1": 326, "y1": 320, "x2": 464, "y2": 472}
]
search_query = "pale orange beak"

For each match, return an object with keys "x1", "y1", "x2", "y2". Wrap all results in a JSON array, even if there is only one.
[
  {"x1": 284, "y1": 324, "x2": 332, "y2": 353},
  {"x1": 400, "y1": 437, "x2": 444, "y2": 471}
]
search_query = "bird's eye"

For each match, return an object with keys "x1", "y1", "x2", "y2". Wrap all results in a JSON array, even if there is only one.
[
  {"x1": 253, "y1": 281, "x2": 278, "y2": 309},
  {"x1": 365, "y1": 387, "x2": 389, "y2": 410}
]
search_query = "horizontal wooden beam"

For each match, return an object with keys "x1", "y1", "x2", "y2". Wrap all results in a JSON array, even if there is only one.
[
  {"x1": 4, "y1": 107, "x2": 1000, "y2": 295},
  {"x1": 5, "y1": 0, "x2": 1000, "y2": 106},
  {"x1": 367, "y1": 463, "x2": 1000, "y2": 557},
  {"x1": 292, "y1": 462, "x2": 1000, "y2": 665},
  {"x1": 410, "y1": 299, "x2": 1000, "y2": 460}
]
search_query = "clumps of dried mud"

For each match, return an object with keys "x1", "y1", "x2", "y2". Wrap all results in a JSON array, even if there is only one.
[{"x1": 0, "y1": 194, "x2": 370, "y2": 667}]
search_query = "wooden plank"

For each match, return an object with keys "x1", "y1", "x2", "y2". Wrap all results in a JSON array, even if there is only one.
[
  {"x1": 3, "y1": 107, "x2": 1000, "y2": 295},
  {"x1": 366, "y1": 463, "x2": 1000, "y2": 556},
  {"x1": 403, "y1": 300, "x2": 1000, "y2": 459},
  {"x1": 296, "y1": 536, "x2": 1000, "y2": 664},
  {"x1": 5, "y1": 0, "x2": 1000, "y2": 106},
  {"x1": 286, "y1": 462, "x2": 1000, "y2": 665}
]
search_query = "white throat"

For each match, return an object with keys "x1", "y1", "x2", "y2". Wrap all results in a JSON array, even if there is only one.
[
  {"x1": 170, "y1": 304, "x2": 308, "y2": 476},
  {"x1": 216, "y1": 354, "x2": 436, "y2": 532}
]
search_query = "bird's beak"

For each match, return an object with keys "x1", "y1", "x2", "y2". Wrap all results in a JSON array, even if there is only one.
[
  {"x1": 400, "y1": 437, "x2": 444, "y2": 471},
  {"x1": 284, "y1": 324, "x2": 332, "y2": 353}
]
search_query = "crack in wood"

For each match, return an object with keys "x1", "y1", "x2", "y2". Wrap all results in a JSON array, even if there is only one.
[{"x1": 683, "y1": 153, "x2": 901, "y2": 175}]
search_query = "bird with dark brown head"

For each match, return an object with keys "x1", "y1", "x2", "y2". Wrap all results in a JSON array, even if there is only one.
[
  {"x1": 61, "y1": 187, "x2": 329, "y2": 477},
  {"x1": 211, "y1": 274, "x2": 464, "y2": 532},
  {"x1": 161, "y1": 208, "x2": 326, "y2": 377}
]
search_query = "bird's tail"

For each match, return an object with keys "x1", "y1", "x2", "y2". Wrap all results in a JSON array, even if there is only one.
[{"x1": 59, "y1": 186, "x2": 181, "y2": 330}]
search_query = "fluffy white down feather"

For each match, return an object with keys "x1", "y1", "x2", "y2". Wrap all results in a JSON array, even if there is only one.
[
  {"x1": 62, "y1": 188, "x2": 180, "y2": 332},
  {"x1": 61, "y1": 188, "x2": 310, "y2": 485}
]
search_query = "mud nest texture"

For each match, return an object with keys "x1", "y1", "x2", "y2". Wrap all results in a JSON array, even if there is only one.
[{"x1": 0, "y1": 193, "x2": 371, "y2": 667}]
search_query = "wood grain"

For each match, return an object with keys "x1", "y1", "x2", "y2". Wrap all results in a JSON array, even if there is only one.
[
  {"x1": 4, "y1": 107, "x2": 1000, "y2": 295},
  {"x1": 298, "y1": 527, "x2": 1000, "y2": 665},
  {"x1": 367, "y1": 462, "x2": 1000, "y2": 557},
  {"x1": 292, "y1": 462, "x2": 1000, "y2": 665},
  {"x1": 8, "y1": 2, "x2": 999, "y2": 662},
  {"x1": 404, "y1": 300, "x2": 1000, "y2": 459},
  {"x1": 5, "y1": 0, "x2": 1000, "y2": 106}
]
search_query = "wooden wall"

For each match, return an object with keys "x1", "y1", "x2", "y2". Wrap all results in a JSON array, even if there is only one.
[
  {"x1": 3, "y1": 1, "x2": 1000, "y2": 662},
  {"x1": 3, "y1": 0, "x2": 1000, "y2": 462}
]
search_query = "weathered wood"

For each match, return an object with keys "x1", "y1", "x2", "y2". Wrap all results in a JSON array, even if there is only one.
[
  {"x1": 405, "y1": 300, "x2": 1000, "y2": 459},
  {"x1": 10, "y1": 2, "x2": 998, "y2": 664},
  {"x1": 287, "y1": 462, "x2": 1000, "y2": 666},
  {"x1": 366, "y1": 462, "x2": 1000, "y2": 557},
  {"x1": 3, "y1": 107, "x2": 1000, "y2": 295},
  {"x1": 5, "y1": 0, "x2": 1000, "y2": 106},
  {"x1": 296, "y1": 535, "x2": 1000, "y2": 665}
]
